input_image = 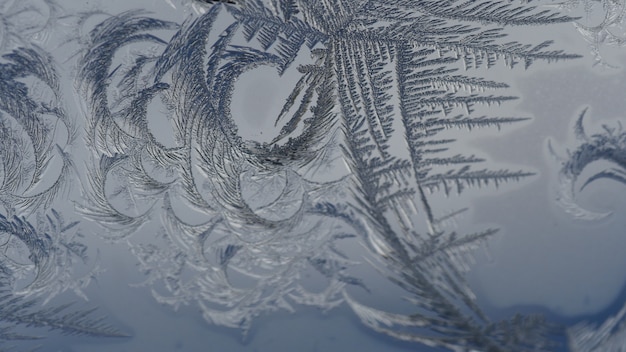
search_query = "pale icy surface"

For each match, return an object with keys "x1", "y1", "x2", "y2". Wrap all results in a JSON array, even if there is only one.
[{"x1": 0, "y1": 0, "x2": 625, "y2": 351}]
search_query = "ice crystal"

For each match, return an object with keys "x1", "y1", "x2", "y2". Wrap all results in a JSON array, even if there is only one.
[
  {"x1": 550, "y1": 108, "x2": 626, "y2": 351},
  {"x1": 0, "y1": 210, "x2": 125, "y2": 346},
  {"x1": 551, "y1": 0, "x2": 626, "y2": 66},
  {"x1": 0, "y1": 1, "x2": 124, "y2": 346},
  {"x1": 71, "y1": 0, "x2": 581, "y2": 350},
  {"x1": 550, "y1": 107, "x2": 626, "y2": 220},
  {"x1": 568, "y1": 301, "x2": 626, "y2": 352}
]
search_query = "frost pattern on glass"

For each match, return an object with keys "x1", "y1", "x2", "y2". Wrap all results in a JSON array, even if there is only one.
[
  {"x1": 568, "y1": 302, "x2": 626, "y2": 352},
  {"x1": 0, "y1": 210, "x2": 127, "y2": 349},
  {"x1": 0, "y1": 0, "x2": 125, "y2": 347},
  {"x1": 71, "y1": 1, "x2": 581, "y2": 350},
  {"x1": 551, "y1": 108, "x2": 626, "y2": 351},
  {"x1": 551, "y1": 107, "x2": 626, "y2": 220},
  {"x1": 552, "y1": 0, "x2": 626, "y2": 67}
]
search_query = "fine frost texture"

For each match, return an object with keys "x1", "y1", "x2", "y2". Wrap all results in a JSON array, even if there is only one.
[
  {"x1": 550, "y1": 107, "x2": 626, "y2": 220},
  {"x1": 550, "y1": 108, "x2": 626, "y2": 351},
  {"x1": 551, "y1": 0, "x2": 626, "y2": 67},
  {"x1": 71, "y1": 0, "x2": 580, "y2": 350},
  {"x1": 568, "y1": 301, "x2": 626, "y2": 352},
  {"x1": 0, "y1": 0, "x2": 124, "y2": 347}
]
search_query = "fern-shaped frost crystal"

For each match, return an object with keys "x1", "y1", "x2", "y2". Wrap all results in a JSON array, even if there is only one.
[{"x1": 72, "y1": 0, "x2": 580, "y2": 350}]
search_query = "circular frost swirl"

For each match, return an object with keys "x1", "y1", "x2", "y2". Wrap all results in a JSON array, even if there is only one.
[
  {"x1": 76, "y1": 2, "x2": 581, "y2": 350},
  {"x1": 76, "y1": 5, "x2": 351, "y2": 331}
]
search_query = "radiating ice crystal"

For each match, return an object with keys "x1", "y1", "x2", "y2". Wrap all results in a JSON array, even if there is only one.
[{"x1": 71, "y1": 1, "x2": 582, "y2": 350}]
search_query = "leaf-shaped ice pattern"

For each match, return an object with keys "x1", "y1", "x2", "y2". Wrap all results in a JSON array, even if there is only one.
[
  {"x1": 0, "y1": 40, "x2": 73, "y2": 288},
  {"x1": 72, "y1": 0, "x2": 584, "y2": 350},
  {"x1": 0, "y1": 218, "x2": 127, "y2": 349},
  {"x1": 0, "y1": 1, "x2": 126, "y2": 347},
  {"x1": 0, "y1": 47, "x2": 76, "y2": 215}
]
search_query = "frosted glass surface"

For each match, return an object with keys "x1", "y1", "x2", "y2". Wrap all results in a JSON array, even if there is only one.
[{"x1": 0, "y1": 1, "x2": 625, "y2": 351}]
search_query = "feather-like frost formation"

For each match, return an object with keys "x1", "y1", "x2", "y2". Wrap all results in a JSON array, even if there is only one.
[{"x1": 73, "y1": 0, "x2": 581, "y2": 350}]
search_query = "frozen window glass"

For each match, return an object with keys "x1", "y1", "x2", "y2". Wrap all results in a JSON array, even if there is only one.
[{"x1": 0, "y1": 0, "x2": 625, "y2": 351}]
